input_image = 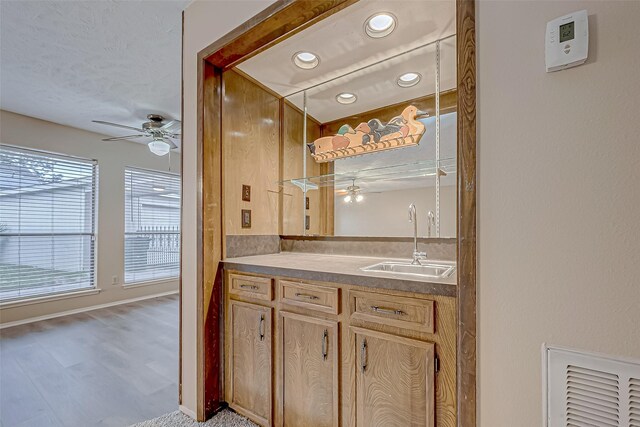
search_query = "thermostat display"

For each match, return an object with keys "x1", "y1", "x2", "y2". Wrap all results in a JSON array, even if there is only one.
[
  {"x1": 545, "y1": 10, "x2": 588, "y2": 72},
  {"x1": 559, "y1": 21, "x2": 574, "y2": 42}
]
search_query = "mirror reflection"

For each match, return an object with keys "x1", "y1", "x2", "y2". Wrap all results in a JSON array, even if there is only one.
[{"x1": 234, "y1": 5, "x2": 457, "y2": 239}]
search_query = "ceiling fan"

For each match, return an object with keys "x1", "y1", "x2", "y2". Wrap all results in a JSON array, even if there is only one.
[
  {"x1": 92, "y1": 114, "x2": 181, "y2": 156},
  {"x1": 335, "y1": 179, "x2": 380, "y2": 203}
]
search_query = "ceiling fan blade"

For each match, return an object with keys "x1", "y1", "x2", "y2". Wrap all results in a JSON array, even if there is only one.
[
  {"x1": 93, "y1": 120, "x2": 145, "y2": 132},
  {"x1": 160, "y1": 120, "x2": 181, "y2": 134},
  {"x1": 101, "y1": 135, "x2": 145, "y2": 142}
]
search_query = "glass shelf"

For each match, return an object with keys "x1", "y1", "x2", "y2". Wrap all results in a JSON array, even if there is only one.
[{"x1": 279, "y1": 157, "x2": 456, "y2": 191}]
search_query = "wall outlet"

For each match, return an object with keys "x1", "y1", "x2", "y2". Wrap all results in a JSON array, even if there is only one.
[{"x1": 112, "y1": 275, "x2": 119, "y2": 285}]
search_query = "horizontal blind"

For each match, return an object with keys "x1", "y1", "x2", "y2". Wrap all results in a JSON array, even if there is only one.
[
  {"x1": 0, "y1": 145, "x2": 97, "y2": 301},
  {"x1": 124, "y1": 167, "x2": 180, "y2": 284}
]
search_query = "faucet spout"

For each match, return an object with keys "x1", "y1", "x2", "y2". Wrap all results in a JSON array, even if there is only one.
[{"x1": 408, "y1": 203, "x2": 426, "y2": 265}]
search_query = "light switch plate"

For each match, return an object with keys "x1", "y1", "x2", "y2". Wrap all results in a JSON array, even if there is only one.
[
  {"x1": 241, "y1": 209, "x2": 252, "y2": 228},
  {"x1": 242, "y1": 185, "x2": 251, "y2": 202}
]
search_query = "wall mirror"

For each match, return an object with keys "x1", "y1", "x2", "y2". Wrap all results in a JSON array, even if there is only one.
[{"x1": 233, "y1": 0, "x2": 457, "y2": 238}]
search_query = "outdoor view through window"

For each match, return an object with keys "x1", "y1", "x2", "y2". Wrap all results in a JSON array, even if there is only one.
[
  {"x1": 124, "y1": 167, "x2": 180, "y2": 284},
  {"x1": 0, "y1": 145, "x2": 97, "y2": 301}
]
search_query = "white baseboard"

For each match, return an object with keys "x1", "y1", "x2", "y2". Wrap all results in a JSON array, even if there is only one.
[
  {"x1": 179, "y1": 405, "x2": 197, "y2": 420},
  {"x1": 0, "y1": 290, "x2": 179, "y2": 329}
]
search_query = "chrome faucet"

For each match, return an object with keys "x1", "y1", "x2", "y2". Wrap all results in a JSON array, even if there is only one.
[
  {"x1": 408, "y1": 203, "x2": 427, "y2": 265},
  {"x1": 427, "y1": 210, "x2": 435, "y2": 238}
]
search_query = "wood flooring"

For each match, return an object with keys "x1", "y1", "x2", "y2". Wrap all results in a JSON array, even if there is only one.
[{"x1": 0, "y1": 294, "x2": 179, "y2": 427}]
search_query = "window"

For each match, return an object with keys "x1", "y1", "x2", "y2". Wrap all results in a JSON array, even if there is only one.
[
  {"x1": 124, "y1": 167, "x2": 180, "y2": 284},
  {"x1": 0, "y1": 145, "x2": 97, "y2": 301}
]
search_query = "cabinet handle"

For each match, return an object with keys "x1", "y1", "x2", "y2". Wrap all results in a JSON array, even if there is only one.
[
  {"x1": 295, "y1": 292, "x2": 319, "y2": 300},
  {"x1": 240, "y1": 284, "x2": 259, "y2": 290},
  {"x1": 361, "y1": 338, "x2": 367, "y2": 373},
  {"x1": 370, "y1": 305, "x2": 406, "y2": 316},
  {"x1": 258, "y1": 314, "x2": 265, "y2": 341},
  {"x1": 322, "y1": 329, "x2": 328, "y2": 360}
]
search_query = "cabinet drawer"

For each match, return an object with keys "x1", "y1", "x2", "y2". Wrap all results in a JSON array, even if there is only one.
[
  {"x1": 349, "y1": 290, "x2": 434, "y2": 334},
  {"x1": 279, "y1": 280, "x2": 339, "y2": 315},
  {"x1": 229, "y1": 273, "x2": 273, "y2": 301}
]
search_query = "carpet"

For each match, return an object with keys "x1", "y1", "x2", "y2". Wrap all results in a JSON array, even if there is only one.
[{"x1": 130, "y1": 409, "x2": 258, "y2": 427}]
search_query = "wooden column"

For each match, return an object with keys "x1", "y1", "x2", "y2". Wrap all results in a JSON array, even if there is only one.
[
  {"x1": 198, "y1": 59, "x2": 224, "y2": 419},
  {"x1": 456, "y1": 0, "x2": 477, "y2": 425}
]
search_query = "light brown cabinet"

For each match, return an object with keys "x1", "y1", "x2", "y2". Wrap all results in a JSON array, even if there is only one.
[
  {"x1": 353, "y1": 327, "x2": 435, "y2": 427},
  {"x1": 226, "y1": 300, "x2": 272, "y2": 426},
  {"x1": 280, "y1": 311, "x2": 339, "y2": 427},
  {"x1": 224, "y1": 271, "x2": 456, "y2": 427}
]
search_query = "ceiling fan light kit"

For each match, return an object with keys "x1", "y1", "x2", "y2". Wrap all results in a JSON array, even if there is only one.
[{"x1": 148, "y1": 139, "x2": 171, "y2": 156}]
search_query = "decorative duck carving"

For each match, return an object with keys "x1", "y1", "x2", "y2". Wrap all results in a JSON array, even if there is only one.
[{"x1": 307, "y1": 105, "x2": 427, "y2": 163}]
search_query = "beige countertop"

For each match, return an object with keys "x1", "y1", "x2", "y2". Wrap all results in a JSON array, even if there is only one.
[{"x1": 223, "y1": 252, "x2": 457, "y2": 297}]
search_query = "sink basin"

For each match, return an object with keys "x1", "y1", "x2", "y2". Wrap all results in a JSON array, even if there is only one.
[{"x1": 361, "y1": 261, "x2": 456, "y2": 279}]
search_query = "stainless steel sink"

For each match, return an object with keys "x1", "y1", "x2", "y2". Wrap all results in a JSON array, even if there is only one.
[{"x1": 361, "y1": 261, "x2": 456, "y2": 279}]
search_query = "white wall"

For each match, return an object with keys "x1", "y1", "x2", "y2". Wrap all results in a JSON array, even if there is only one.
[
  {"x1": 477, "y1": 1, "x2": 640, "y2": 425},
  {"x1": 181, "y1": 0, "x2": 276, "y2": 416},
  {"x1": 334, "y1": 185, "x2": 456, "y2": 238},
  {"x1": 0, "y1": 110, "x2": 180, "y2": 324}
]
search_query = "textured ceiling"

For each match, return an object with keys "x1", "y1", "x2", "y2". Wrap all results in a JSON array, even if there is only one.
[
  {"x1": 0, "y1": 0, "x2": 189, "y2": 145},
  {"x1": 237, "y1": 0, "x2": 456, "y2": 123}
]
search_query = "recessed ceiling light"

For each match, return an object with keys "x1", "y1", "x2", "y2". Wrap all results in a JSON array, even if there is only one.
[
  {"x1": 364, "y1": 13, "x2": 397, "y2": 38},
  {"x1": 397, "y1": 72, "x2": 422, "y2": 88},
  {"x1": 292, "y1": 51, "x2": 319, "y2": 69},
  {"x1": 336, "y1": 92, "x2": 357, "y2": 104}
]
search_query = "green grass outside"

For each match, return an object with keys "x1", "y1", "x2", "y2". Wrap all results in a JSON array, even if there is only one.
[{"x1": 0, "y1": 263, "x2": 90, "y2": 291}]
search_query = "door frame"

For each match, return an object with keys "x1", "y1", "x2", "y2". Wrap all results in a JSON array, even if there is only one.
[{"x1": 187, "y1": 0, "x2": 476, "y2": 423}]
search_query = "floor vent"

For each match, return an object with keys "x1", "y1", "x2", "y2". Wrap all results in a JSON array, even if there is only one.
[{"x1": 544, "y1": 345, "x2": 640, "y2": 427}]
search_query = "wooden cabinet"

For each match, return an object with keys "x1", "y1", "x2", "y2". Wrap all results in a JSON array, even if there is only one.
[
  {"x1": 279, "y1": 311, "x2": 339, "y2": 427},
  {"x1": 226, "y1": 300, "x2": 272, "y2": 426},
  {"x1": 224, "y1": 271, "x2": 455, "y2": 427},
  {"x1": 352, "y1": 327, "x2": 436, "y2": 427}
]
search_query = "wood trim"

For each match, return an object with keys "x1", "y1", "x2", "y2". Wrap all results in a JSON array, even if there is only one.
[
  {"x1": 456, "y1": 0, "x2": 477, "y2": 425},
  {"x1": 201, "y1": 0, "x2": 358, "y2": 69},
  {"x1": 198, "y1": 60, "x2": 224, "y2": 420}
]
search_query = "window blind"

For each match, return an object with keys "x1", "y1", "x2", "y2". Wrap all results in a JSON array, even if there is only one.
[
  {"x1": 0, "y1": 145, "x2": 97, "y2": 302},
  {"x1": 124, "y1": 167, "x2": 180, "y2": 284}
]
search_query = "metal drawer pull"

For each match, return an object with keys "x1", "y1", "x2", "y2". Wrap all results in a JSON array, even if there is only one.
[
  {"x1": 361, "y1": 338, "x2": 368, "y2": 373},
  {"x1": 371, "y1": 305, "x2": 406, "y2": 316},
  {"x1": 240, "y1": 284, "x2": 260, "y2": 290},
  {"x1": 322, "y1": 329, "x2": 328, "y2": 360},
  {"x1": 258, "y1": 314, "x2": 265, "y2": 341},
  {"x1": 294, "y1": 292, "x2": 319, "y2": 300}
]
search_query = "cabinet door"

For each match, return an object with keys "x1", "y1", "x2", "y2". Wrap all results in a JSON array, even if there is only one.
[
  {"x1": 353, "y1": 327, "x2": 435, "y2": 427},
  {"x1": 227, "y1": 300, "x2": 272, "y2": 426},
  {"x1": 280, "y1": 311, "x2": 339, "y2": 427}
]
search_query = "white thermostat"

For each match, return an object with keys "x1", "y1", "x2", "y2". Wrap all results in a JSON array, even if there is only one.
[{"x1": 545, "y1": 10, "x2": 589, "y2": 72}]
